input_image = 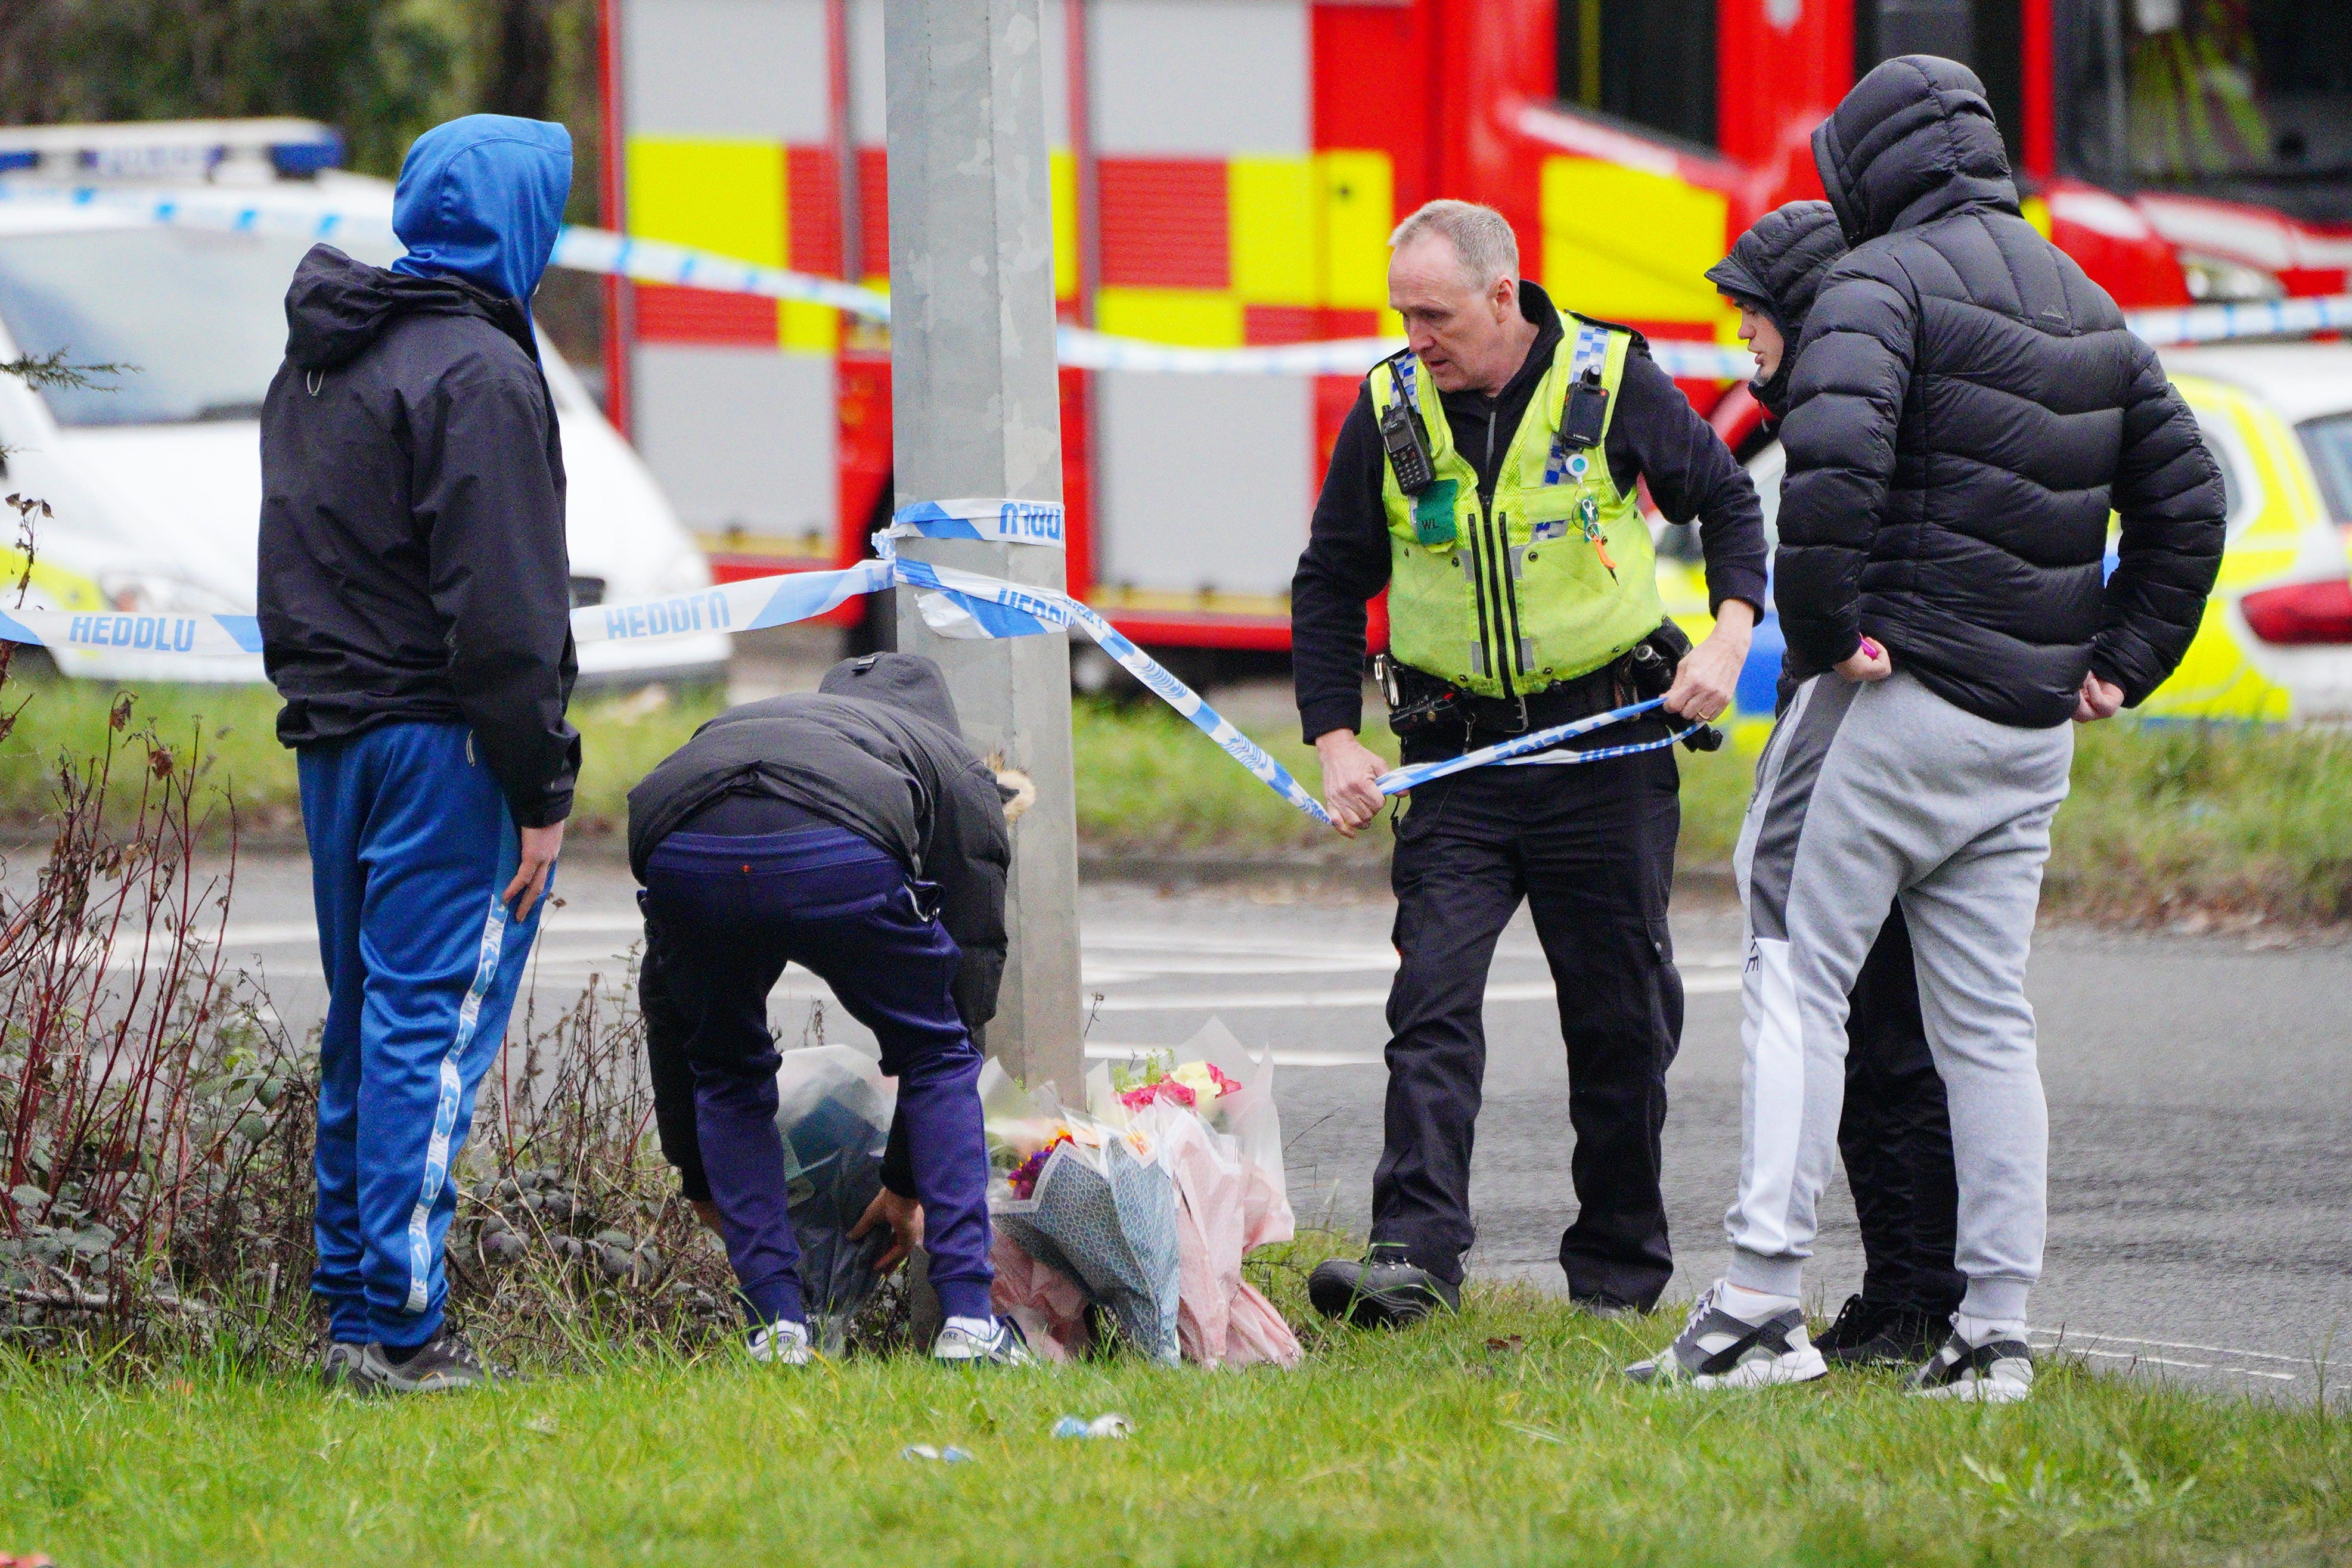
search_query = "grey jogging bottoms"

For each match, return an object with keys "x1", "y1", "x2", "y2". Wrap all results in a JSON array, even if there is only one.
[{"x1": 1726, "y1": 670, "x2": 2073, "y2": 1323}]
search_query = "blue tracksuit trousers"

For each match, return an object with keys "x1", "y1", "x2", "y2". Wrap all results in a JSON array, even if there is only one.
[{"x1": 300, "y1": 722, "x2": 546, "y2": 1347}]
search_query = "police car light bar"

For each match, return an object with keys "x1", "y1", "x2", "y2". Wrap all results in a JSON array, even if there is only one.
[{"x1": 0, "y1": 119, "x2": 344, "y2": 184}]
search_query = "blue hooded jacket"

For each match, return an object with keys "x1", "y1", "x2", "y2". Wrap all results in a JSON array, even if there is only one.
[{"x1": 392, "y1": 115, "x2": 572, "y2": 314}]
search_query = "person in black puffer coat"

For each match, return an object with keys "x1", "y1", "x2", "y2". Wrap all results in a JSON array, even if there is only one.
[
  {"x1": 1776, "y1": 58, "x2": 2224, "y2": 716},
  {"x1": 1709, "y1": 200, "x2": 1965, "y2": 1368},
  {"x1": 1628, "y1": 58, "x2": 2224, "y2": 1403}
]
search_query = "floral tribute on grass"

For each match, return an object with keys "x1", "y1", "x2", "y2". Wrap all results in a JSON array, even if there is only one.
[{"x1": 983, "y1": 1020, "x2": 1302, "y2": 1369}]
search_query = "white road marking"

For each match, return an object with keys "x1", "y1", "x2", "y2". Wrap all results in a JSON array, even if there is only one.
[
  {"x1": 1088, "y1": 970, "x2": 1742, "y2": 1012},
  {"x1": 2039, "y1": 1328, "x2": 2341, "y2": 1367},
  {"x1": 1082, "y1": 1042, "x2": 1382, "y2": 1067}
]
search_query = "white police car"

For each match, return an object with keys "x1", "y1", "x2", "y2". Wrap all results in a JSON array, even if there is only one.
[{"x1": 0, "y1": 119, "x2": 725, "y2": 687}]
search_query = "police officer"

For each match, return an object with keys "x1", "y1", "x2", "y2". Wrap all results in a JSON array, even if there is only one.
[{"x1": 1295, "y1": 200, "x2": 1768, "y2": 1325}]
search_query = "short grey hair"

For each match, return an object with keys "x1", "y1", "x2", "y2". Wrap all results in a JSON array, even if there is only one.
[{"x1": 1389, "y1": 200, "x2": 1520, "y2": 290}]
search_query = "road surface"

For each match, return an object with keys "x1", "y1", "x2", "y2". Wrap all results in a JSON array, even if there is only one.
[{"x1": 185, "y1": 849, "x2": 2352, "y2": 1399}]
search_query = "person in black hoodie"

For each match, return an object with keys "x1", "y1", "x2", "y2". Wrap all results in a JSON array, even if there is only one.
[
  {"x1": 1630, "y1": 58, "x2": 2223, "y2": 1402},
  {"x1": 259, "y1": 114, "x2": 579, "y2": 1395},
  {"x1": 1705, "y1": 202, "x2": 1965, "y2": 1367},
  {"x1": 628, "y1": 653, "x2": 1030, "y2": 1367}
]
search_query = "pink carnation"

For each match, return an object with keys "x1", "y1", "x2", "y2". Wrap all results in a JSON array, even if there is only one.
[{"x1": 1118, "y1": 1079, "x2": 1197, "y2": 1113}]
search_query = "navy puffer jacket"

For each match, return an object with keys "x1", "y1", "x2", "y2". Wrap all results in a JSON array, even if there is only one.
[{"x1": 1775, "y1": 55, "x2": 2226, "y2": 726}]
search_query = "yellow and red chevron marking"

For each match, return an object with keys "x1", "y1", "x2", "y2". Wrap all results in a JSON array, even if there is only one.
[{"x1": 624, "y1": 136, "x2": 1407, "y2": 353}]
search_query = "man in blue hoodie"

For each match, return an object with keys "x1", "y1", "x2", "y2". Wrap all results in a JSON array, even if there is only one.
[{"x1": 259, "y1": 115, "x2": 579, "y2": 1393}]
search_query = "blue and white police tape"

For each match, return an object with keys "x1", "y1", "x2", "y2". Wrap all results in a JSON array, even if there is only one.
[
  {"x1": 1371, "y1": 697, "x2": 1701, "y2": 796},
  {"x1": 888, "y1": 498, "x2": 1065, "y2": 548},
  {"x1": 0, "y1": 556, "x2": 896, "y2": 665},
  {"x1": 15, "y1": 180, "x2": 2351, "y2": 368},
  {"x1": 0, "y1": 554, "x2": 1682, "y2": 827},
  {"x1": 889, "y1": 552, "x2": 1338, "y2": 828},
  {"x1": 571, "y1": 557, "x2": 891, "y2": 646},
  {"x1": 552, "y1": 225, "x2": 892, "y2": 321},
  {"x1": 0, "y1": 603, "x2": 262, "y2": 658}
]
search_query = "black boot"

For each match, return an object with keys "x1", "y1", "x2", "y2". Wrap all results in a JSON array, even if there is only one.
[{"x1": 1308, "y1": 1244, "x2": 1461, "y2": 1328}]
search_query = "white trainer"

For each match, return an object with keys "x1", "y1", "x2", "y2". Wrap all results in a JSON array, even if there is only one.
[
  {"x1": 932, "y1": 1316, "x2": 1034, "y2": 1366},
  {"x1": 1911, "y1": 1330, "x2": 2034, "y2": 1402},
  {"x1": 1625, "y1": 1283, "x2": 1829, "y2": 1389},
  {"x1": 748, "y1": 1319, "x2": 812, "y2": 1365}
]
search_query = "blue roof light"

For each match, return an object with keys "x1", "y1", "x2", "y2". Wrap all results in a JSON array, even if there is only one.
[{"x1": 269, "y1": 131, "x2": 345, "y2": 179}]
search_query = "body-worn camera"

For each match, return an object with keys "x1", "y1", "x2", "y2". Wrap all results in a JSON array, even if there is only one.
[{"x1": 1562, "y1": 366, "x2": 1610, "y2": 448}]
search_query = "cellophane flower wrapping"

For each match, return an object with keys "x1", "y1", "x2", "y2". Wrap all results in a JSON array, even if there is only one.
[
  {"x1": 1092, "y1": 1020, "x2": 1301, "y2": 1369},
  {"x1": 774, "y1": 1045, "x2": 896, "y2": 1355},
  {"x1": 981, "y1": 1062, "x2": 1183, "y2": 1365}
]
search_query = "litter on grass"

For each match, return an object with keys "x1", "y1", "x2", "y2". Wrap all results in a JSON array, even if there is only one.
[
  {"x1": 1051, "y1": 1413, "x2": 1133, "y2": 1439},
  {"x1": 901, "y1": 1445, "x2": 977, "y2": 1463}
]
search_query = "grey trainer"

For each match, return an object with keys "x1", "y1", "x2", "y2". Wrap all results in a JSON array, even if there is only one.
[
  {"x1": 351, "y1": 1329, "x2": 497, "y2": 1395},
  {"x1": 319, "y1": 1341, "x2": 368, "y2": 1390}
]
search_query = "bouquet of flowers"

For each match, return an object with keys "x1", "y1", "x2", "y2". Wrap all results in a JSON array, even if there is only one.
[
  {"x1": 1091, "y1": 1021, "x2": 1301, "y2": 1369},
  {"x1": 981, "y1": 1064, "x2": 1183, "y2": 1365},
  {"x1": 774, "y1": 1045, "x2": 896, "y2": 1354}
]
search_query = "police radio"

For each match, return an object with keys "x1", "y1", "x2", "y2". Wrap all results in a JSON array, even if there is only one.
[{"x1": 1379, "y1": 359, "x2": 1437, "y2": 495}]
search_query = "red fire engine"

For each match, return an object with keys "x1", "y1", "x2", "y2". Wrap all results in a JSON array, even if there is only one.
[{"x1": 595, "y1": 0, "x2": 2351, "y2": 668}]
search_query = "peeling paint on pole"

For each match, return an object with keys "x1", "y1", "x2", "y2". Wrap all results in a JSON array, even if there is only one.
[{"x1": 885, "y1": 0, "x2": 1083, "y2": 1095}]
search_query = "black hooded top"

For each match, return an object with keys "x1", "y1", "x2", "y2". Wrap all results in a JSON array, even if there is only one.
[
  {"x1": 1705, "y1": 200, "x2": 1848, "y2": 419},
  {"x1": 625, "y1": 653, "x2": 1013, "y2": 1033},
  {"x1": 258, "y1": 244, "x2": 579, "y2": 825},
  {"x1": 1773, "y1": 55, "x2": 2226, "y2": 727}
]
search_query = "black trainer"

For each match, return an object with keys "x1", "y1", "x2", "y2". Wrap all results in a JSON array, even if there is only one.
[
  {"x1": 1817, "y1": 1295, "x2": 1961, "y2": 1368},
  {"x1": 351, "y1": 1328, "x2": 501, "y2": 1395},
  {"x1": 1308, "y1": 1247, "x2": 1460, "y2": 1328}
]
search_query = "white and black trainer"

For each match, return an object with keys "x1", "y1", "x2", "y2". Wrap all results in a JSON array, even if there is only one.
[
  {"x1": 932, "y1": 1315, "x2": 1034, "y2": 1366},
  {"x1": 747, "y1": 1319, "x2": 813, "y2": 1365},
  {"x1": 1624, "y1": 1284, "x2": 1829, "y2": 1389},
  {"x1": 1911, "y1": 1330, "x2": 2034, "y2": 1403}
]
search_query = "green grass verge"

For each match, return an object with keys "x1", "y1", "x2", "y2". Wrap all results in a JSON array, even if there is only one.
[
  {"x1": 0, "y1": 680, "x2": 716, "y2": 842},
  {"x1": 2, "y1": 679, "x2": 2347, "y2": 922},
  {"x1": 2052, "y1": 721, "x2": 2352, "y2": 924},
  {"x1": 4, "y1": 1268, "x2": 2347, "y2": 1566}
]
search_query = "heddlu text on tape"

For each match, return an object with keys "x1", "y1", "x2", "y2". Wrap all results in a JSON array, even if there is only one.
[
  {"x1": 0, "y1": 605, "x2": 261, "y2": 659},
  {"x1": 573, "y1": 558, "x2": 890, "y2": 645},
  {"x1": 889, "y1": 498, "x2": 1066, "y2": 549}
]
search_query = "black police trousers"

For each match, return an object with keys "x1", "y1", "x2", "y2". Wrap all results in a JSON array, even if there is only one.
[
  {"x1": 1841, "y1": 903, "x2": 1965, "y2": 1314},
  {"x1": 1371, "y1": 745, "x2": 1683, "y2": 1308}
]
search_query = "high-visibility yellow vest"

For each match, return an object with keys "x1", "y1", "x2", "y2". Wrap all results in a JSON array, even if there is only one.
[{"x1": 1368, "y1": 319, "x2": 1665, "y2": 698}]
